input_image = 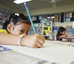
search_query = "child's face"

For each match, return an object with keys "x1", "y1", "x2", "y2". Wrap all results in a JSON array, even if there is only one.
[
  {"x1": 60, "y1": 30, "x2": 66, "y2": 35},
  {"x1": 9, "y1": 23, "x2": 30, "y2": 36}
]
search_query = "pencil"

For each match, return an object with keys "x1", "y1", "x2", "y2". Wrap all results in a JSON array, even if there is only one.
[{"x1": 24, "y1": 3, "x2": 37, "y2": 34}]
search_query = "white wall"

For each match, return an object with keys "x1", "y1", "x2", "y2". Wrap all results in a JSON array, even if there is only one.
[
  {"x1": 23, "y1": 4, "x2": 74, "y2": 27},
  {"x1": 54, "y1": 22, "x2": 72, "y2": 27},
  {"x1": 0, "y1": 5, "x2": 22, "y2": 13},
  {"x1": 23, "y1": 4, "x2": 74, "y2": 16}
]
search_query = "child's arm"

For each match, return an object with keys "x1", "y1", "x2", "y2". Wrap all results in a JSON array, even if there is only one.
[
  {"x1": 21, "y1": 34, "x2": 45, "y2": 48},
  {"x1": 71, "y1": 34, "x2": 74, "y2": 36},
  {"x1": 59, "y1": 35, "x2": 67, "y2": 38},
  {"x1": 0, "y1": 33, "x2": 18, "y2": 45},
  {"x1": 0, "y1": 33, "x2": 45, "y2": 48}
]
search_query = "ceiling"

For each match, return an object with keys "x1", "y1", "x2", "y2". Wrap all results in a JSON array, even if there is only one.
[{"x1": 0, "y1": 0, "x2": 74, "y2": 13}]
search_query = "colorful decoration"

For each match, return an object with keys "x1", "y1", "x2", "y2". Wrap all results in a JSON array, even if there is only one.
[
  {"x1": 0, "y1": 13, "x2": 2, "y2": 16},
  {"x1": 66, "y1": 18, "x2": 70, "y2": 22},
  {"x1": 39, "y1": 16, "x2": 42, "y2": 20},
  {"x1": 65, "y1": 12, "x2": 72, "y2": 22},
  {"x1": 54, "y1": 15, "x2": 58, "y2": 18},
  {"x1": 54, "y1": 18, "x2": 58, "y2": 22},
  {"x1": 32, "y1": 16, "x2": 37, "y2": 21},
  {"x1": 42, "y1": 18, "x2": 53, "y2": 35},
  {"x1": 3, "y1": 14, "x2": 7, "y2": 17},
  {"x1": 37, "y1": 28, "x2": 41, "y2": 33},
  {"x1": 65, "y1": 13, "x2": 69, "y2": 18},
  {"x1": 69, "y1": 13, "x2": 72, "y2": 18}
]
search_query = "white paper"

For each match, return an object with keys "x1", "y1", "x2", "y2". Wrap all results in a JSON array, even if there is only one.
[{"x1": 2, "y1": 40, "x2": 74, "y2": 64}]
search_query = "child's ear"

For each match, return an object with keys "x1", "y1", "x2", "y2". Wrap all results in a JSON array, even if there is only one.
[{"x1": 7, "y1": 24, "x2": 12, "y2": 33}]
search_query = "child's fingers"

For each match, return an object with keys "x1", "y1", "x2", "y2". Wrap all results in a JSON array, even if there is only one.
[
  {"x1": 36, "y1": 40, "x2": 43, "y2": 47},
  {"x1": 32, "y1": 44, "x2": 39, "y2": 48},
  {"x1": 35, "y1": 34, "x2": 45, "y2": 44},
  {"x1": 35, "y1": 34, "x2": 45, "y2": 40},
  {"x1": 37, "y1": 37, "x2": 45, "y2": 44}
]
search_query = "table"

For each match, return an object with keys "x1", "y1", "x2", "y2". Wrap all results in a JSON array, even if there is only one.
[
  {"x1": 0, "y1": 40, "x2": 74, "y2": 64},
  {"x1": 0, "y1": 46, "x2": 52, "y2": 64},
  {"x1": 62, "y1": 37, "x2": 74, "y2": 42}
]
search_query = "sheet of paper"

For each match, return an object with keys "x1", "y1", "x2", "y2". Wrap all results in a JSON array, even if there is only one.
[{"x1": 2, "y1": 40, "x2": 74, "y2": 64}]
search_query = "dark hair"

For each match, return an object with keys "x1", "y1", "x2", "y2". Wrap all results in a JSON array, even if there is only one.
[
  {"x1": 56, "y1": 27, "x2": 66, "y2": 41},
  {"x1": 72, "y1": 12, "x2": 74, "y2": 18},
  {"x1": 3, "y1": 13, "x2": 31, "y2": 30}
]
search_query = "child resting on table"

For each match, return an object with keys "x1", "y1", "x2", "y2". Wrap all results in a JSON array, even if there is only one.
[
  {"x1": 0, "y1": 13, "x2": 45, "y2": 48},
  {"x1": 56, "y1": 27, "x2": 67, "y2": 41}
]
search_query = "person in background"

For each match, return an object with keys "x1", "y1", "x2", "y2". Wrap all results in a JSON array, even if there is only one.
[
  {"x1": 0, "y1": 13, "x2": 45, "y2": 48},
  {"x1": 56, "y1": 27, "x2": 67, "y2": 41},
  {"x1": 71, "y1": 12, "x2": 74, "y2": 21},
  {"x1": 71, "y1": 12, "x2": 74, "y2": 36}
]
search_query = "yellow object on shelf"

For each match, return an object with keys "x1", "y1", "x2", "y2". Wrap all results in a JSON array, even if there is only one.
[{"x1": 42, "y1": 21, "x2": 53, "y2": 35}]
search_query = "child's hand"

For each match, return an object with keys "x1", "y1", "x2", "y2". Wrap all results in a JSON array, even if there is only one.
[
  {"x1": 71, "y1": 34, "x2": 74, "y2": 37},
  {"x1": 59, "y1": 35, "x2": 67, "y2": 38},
  {"x1": 21, "y1": 34, "x2": 45, "y2": 48}
]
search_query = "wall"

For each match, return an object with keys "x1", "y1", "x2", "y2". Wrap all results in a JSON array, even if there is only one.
[
  {"x1": 23, "y1": 4, "x2": 74, "y2": 16},
  {"x1": 23, "y1": 4, "x2": 74, "y2": 27},
  {"x1": 0, "y1": 5, "x2": 22, "y2": 13},
  {"x1": 54, "y1": 22, "x2": 72, "y2": 27}
]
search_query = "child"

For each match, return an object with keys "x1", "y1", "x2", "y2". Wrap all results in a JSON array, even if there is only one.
[
  {"x1": 0, "y1": 13, "x2": 45, "y2": 48},
  {"x1": 56, "y1": 27, "x2": 67, "y2": 41},
  {"x1": 71, "y1": 12, "x2": 74, "y2": 36}
]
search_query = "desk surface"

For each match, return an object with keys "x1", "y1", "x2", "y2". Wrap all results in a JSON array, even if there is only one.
[
  {"x1": 0, "y1": 46, "x2": 51, "y2": 64},
  {"x1": 60, "y1": 37, "x2": 74, "y2": 39},
  {"x1": 1, "y1": 40, "x2": 74, "y2": 64}
]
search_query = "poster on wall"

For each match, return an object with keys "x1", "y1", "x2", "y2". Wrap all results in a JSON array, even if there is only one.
[
  {"x1": 69, "y1": 13, "x2": 72, "y2": 18},
  {"x1": 32, "y1": 17, "x2": 34, "y2": 21},
  {"x1": 3, "y1": 14, "x2": 7, "y2": 17},
  {"x1": 0, "y1": 13, "x2": 2, "y2": 16},
  {"x1": 54, "y1": 15, "x2": 58, "y2": 18},
  {"x1": 66, "y1": 18, "x2": 70, "y2": 22},
  {"x1": 39, "y1": 16, "x2": 42, "y2": 20},
  {"x1": 32, "y1": 16, "x2": 37, "y2": 21},
  {"x1": 65, "y1": 13, "x2": 69, "y2": 18},
  {"x1": 50, "y1": 18, "x2": 53, "y2": 21},
  {"x1": 3, "y1": 13, "x2": 7, "y2": 23},
  {"x1": 65, "y1": 12, "x2": 72, "y2": 22},
  {"x1": 54, "y1": 18, "x2": 59, "y2": 22}
]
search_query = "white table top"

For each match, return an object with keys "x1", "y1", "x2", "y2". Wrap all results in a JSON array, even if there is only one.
[{"x1": 1, "y1": 40, "x2": 74, "y2": 64}]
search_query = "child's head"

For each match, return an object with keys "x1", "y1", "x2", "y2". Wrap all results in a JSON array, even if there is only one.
[
  {"x1": 58, "y1": 27, "x2": 66, "y2": 35},
  {"x1": 3, "y1": 13, "x2": 31, "y2": 35}
]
